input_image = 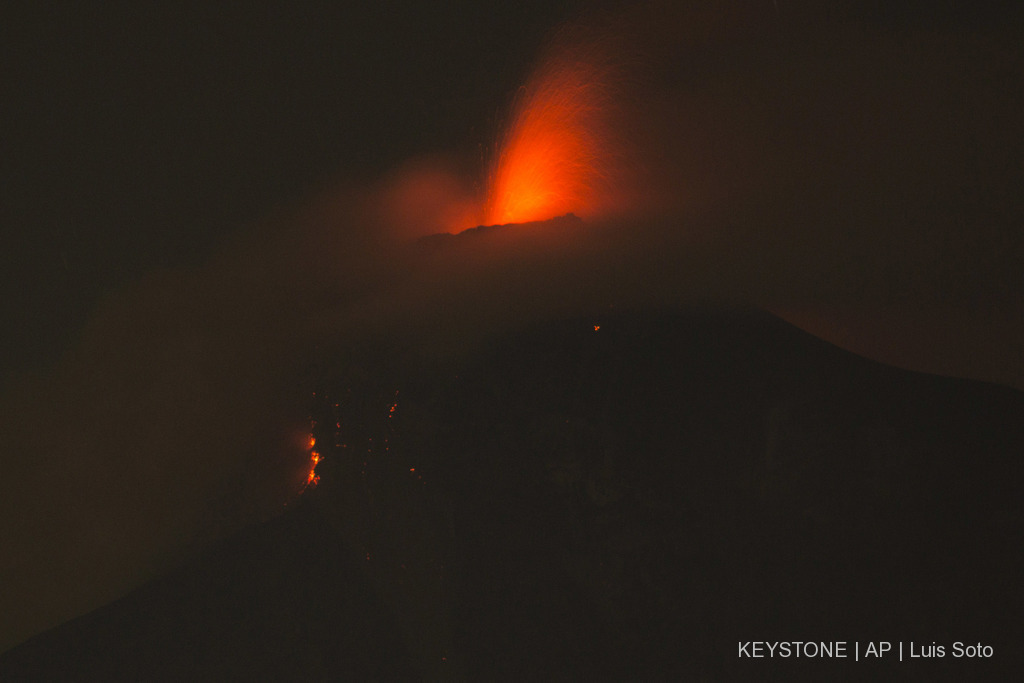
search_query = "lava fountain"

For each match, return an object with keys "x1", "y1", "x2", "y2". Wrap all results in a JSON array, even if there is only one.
[{"x1": 483, "y1": 33, "x2": 626, "y2": 226}]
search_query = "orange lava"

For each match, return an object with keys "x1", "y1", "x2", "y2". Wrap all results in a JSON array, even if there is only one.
[
  {"x1": 303, "y1": 432, "x2": 321, "y2": 490},
  {"x1": 484, "y1": 41, "x2": 618, "y2": 226}
]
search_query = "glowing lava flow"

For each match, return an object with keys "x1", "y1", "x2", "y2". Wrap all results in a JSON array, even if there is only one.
[
  {"x1": 304, "y1": 433, "x2": 321, "y2": 489},
  {"x1": 484, "y1": 39, "x2": 620, "y2": 226}
]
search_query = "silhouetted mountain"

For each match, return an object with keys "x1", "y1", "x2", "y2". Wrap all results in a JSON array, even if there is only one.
[{"x1": 3, "y1": 307, "x2": 1021, "y2": 680}]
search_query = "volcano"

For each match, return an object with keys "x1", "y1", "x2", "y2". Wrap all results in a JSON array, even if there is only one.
[
  {"x1": 4, "y1": 1, "x2": 1023, "y2": 678},
  {"x1": 1, "y1": 294, "x2": 1020, "y2": 680}
]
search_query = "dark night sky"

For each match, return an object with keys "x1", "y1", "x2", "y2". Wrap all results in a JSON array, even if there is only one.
[{"x1": 1, "y1": 0, "x2": 1023, "y2": 655}]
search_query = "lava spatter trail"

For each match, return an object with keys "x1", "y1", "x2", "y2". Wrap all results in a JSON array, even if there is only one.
[{"x1": 484, "y1": 31, "x2": 629, "y2": 226}]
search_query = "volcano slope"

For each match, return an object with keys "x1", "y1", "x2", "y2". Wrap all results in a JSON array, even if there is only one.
[{"x1": 1, "y1": 305, "x2": 1020, "y2": 681}]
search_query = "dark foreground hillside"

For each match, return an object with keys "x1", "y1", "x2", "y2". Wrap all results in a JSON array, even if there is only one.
[{"x1": 3, "y1": 308, "x2": 1021, "y2": 681}]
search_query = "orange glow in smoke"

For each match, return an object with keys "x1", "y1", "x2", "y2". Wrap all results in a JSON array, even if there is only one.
[{"x1": 484, "y1": 39, "x2": 619, "y2": 226}]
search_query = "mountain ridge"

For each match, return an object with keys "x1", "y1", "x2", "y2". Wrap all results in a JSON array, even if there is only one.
[{"x1": 2, "y1": 306, "x2": 1020, "y2": 680}]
